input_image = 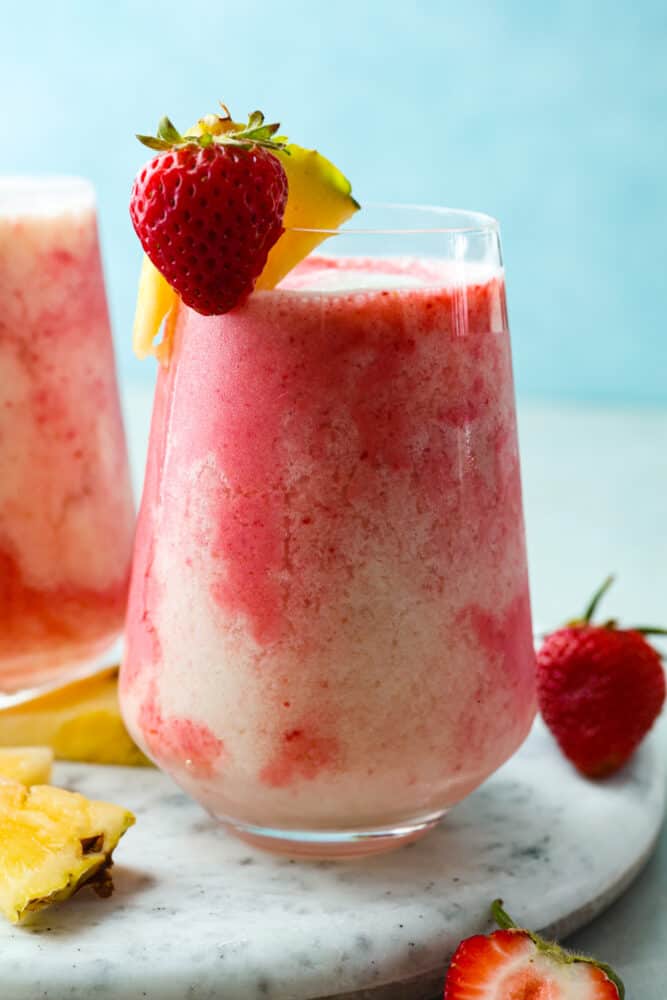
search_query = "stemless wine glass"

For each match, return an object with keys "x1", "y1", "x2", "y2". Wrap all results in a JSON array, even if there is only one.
[
  {"x1": 0, "y1": 177, "x2": 135, "y2": 693},
  {"x1": 120, "y1": 205, "x2": 536, "y2": 857}
]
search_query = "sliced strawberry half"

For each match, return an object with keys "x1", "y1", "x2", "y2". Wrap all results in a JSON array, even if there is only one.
[{"x1": 444, "y1": 901, "x2": 624, "y2": 999}]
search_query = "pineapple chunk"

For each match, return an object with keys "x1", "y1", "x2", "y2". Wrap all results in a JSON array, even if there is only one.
[
  {"x1": 0, "y1": 668, "x2": 151, "y2": 767},
  {"x1": 255, "y1": 144, "x2": 360, "y2": 290},
  {"x1": 0, "y1": 747, "x2": 53, "y2": 786},
  {"x1": 132, "y1": 136, "x2": 359, "y2": 361},
  {"x1": 0, "y1": 781, "x2": 134, "y2": 923},
  {"x1": 133, "y1": 255, "x2": 177, "y2": 361}
]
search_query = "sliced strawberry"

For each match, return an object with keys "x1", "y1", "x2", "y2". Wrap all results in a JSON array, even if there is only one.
[{"x1": 443, "y1": 902, "x2": 623, "y2": 999}]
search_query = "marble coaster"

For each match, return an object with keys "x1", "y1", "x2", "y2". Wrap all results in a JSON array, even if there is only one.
[{"x1": 2, "y1": 719, "x2": 664, "y2": 1000}]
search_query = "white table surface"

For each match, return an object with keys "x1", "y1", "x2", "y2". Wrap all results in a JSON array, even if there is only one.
[{"x1": 121, "y1": 383, "x2": 667, "y2": 997}]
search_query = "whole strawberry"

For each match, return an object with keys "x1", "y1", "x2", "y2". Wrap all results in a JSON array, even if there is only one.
[
  {"x1": 130, "y1": 108, "x2": 288, "y2": 315},
  {"x1": 444, "y1": 900, "x2": 624, "y2": 999},
  {"x1": 537, "y1": 575, "x2": 666, "y2": 778}
]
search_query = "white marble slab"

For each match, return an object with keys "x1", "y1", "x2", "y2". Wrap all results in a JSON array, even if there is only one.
[{"x1": 1, "y1": 718, "x2": 663, "y2": 1000}]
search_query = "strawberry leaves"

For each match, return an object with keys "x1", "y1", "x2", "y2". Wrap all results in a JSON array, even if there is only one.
[
  {"x1": 136, "y1": 107, "x2": 288, "y2": 155},
  {"x1": 568, "y1": 575, "x2": 667, "y2": 644},
  {"x1": 135, "y1": 116, "x2": 183, "y2": 152}
]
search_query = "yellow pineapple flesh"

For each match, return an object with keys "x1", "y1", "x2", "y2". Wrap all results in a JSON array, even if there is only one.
[
  {"x1": 133, "y1": 254, "x2": 176, "y2": 360},
  {"x1": 0, "y1": 781, "x2": 134, "y2": 923},
  {"x1": 0, "y1": 747, "x2": 53, "y2": 786},
  {"x1": 255, "y1": 144, "x2": 359, "y2": 290},
  {"x1": 0, "y1": 668, "x2": 151, "y2": 767}
]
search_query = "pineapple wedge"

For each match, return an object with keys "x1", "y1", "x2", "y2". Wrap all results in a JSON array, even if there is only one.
[
  {"x1": 133, "y1": 131, "x2": 359, "y2": 361},
  {"x1": 0, "y1": 747, "x2": 53, "y2": 786},
  {"x1": 0, "y1": 781, "x2": 134, "y2": 923},
  {"x1": 133, "y1": 255, "x2": 176, "y2": 360},
  {"x1": 0, "y1": 668, "x2": 151, "y2": 767},
  {"x1": 254, "y1": 144, "x2": 360, "y2": 290}
]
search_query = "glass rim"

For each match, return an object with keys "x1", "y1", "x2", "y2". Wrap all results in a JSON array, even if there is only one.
[
  {"x1": 0, "y1": 175, "x2": 96, "y2": 218},
  {"x1": 0, "y1": 175, "x2": 94, "y2": 193},
  {"x1": 286, "y1": 202, "x2": 499, "y2": 237}
]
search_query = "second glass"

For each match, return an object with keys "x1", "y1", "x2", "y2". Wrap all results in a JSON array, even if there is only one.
[
  {"x1": 0, "y1": 177, "x2": 135, "y2": 692},
  {"x1": 120, "y1": 206, "x2": 536, "y2": 856}
]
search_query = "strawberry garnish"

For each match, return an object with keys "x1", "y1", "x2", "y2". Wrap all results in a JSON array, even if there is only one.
[
  {"x1": 537, "y1": 575, "x2": 666, "y2": 777},
  {"x1": 130, "y1": 107, "x2": 288, "y2": 315},
  {"x1": 444, "y1": 900, "x2": 624, "y2": 999}
]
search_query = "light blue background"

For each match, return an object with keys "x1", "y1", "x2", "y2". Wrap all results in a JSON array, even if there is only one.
[{"x1": 2, "y1": 0, "x2": 665, "y2": 401}]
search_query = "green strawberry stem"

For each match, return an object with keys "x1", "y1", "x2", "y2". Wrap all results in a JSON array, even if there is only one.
[
  {"x1": 491, "y1": 899, "x2": 518, "y2": 930},
  {"x1": 136, "y1": 106, "x2": 289, "y2": 155},
  {"x1": 566, "y1": 576, "x2": 666, "y2": 639},
  {"x1": 490, "y1": 900, "x2": 625, "y2": 998},
  {"x1": 582, "y1": 574, "x2": 615, "y2": 624}
]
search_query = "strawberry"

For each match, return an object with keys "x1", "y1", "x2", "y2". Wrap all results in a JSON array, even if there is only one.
[
  {"x1": 443, "y1": 900, "x2": 624, "y2": 999},
  {"x1": 130, "y1": 107, "x2": 288, "y2": 315},
  {"x1": 537, "y1": 576, "x2": 666, "y2": 777}
]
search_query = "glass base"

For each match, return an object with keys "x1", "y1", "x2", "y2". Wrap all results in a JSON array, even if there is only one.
[
  {"x1": 220, "y1": 810, "x2": 447, "y2": 859},
  {"x1": 0, "y1": 636, "x2": 123, "y2": 701}
]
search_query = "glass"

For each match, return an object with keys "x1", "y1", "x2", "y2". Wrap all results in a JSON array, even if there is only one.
[
  {"x1": 0, "y1": 177, "x2": 135, "y2": 692},
  {"x1": 120, "y1": 205, "x2": 536, "y2": 857}
]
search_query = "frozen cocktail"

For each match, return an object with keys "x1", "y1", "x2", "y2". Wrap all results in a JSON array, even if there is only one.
[
  {"x1": 0, "y1": 178, "x2": 134, "y2": 691},
  {"x1": 121, "y1": 108, "x2": 536, "y2": 856}
]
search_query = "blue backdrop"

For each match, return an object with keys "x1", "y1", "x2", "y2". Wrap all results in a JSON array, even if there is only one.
[{"x1": 2, "y1": 0, "x2": 665, "y2": 401}]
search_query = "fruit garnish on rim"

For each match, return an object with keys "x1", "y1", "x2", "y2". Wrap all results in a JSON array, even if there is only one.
[
  {"x1": 443, "y1": 899, "x2": 624, "y2": 999},
  {"x1": 537, "y1": 575, "x2": 666, "y2": 778},
  {"x1": 130, "y1": 102, "x2": 359, "y2": 362},
  {"x1": 131, "y1": 108, "x2": 289, "y2": 319}
]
